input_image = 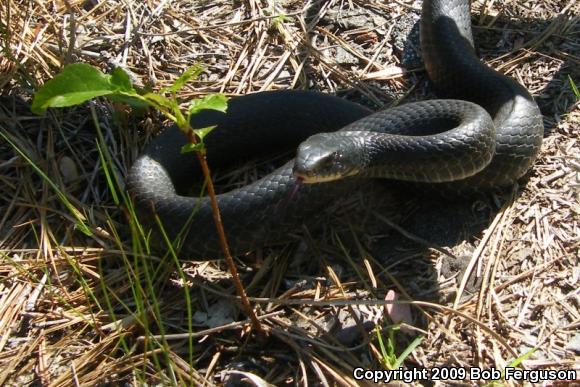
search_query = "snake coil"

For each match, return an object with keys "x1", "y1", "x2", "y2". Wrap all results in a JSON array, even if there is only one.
[{"x1": 127, "y1": 0, "x2": 543, "y2": 258}]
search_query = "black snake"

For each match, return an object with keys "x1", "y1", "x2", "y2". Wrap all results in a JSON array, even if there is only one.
[{"x1": 127, "y1": 0, "x2": 543, "y2": 258}]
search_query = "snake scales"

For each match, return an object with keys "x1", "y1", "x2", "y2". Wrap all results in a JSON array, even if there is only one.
[{"x1": 127, "y1": 0, "x2": 543, "y2": 258}]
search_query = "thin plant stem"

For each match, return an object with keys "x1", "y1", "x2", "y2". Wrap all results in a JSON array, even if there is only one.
[{"x1": 185, "y1": 129, "x2": 263, "y2": 334}]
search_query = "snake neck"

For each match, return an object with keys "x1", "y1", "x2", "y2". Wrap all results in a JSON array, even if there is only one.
[
  {"x1": 421, "y1": 0, "x2": 544, "y2": 187},
  {"x1": 294, "y1": 100, "x2": 497, "y2": 185},
  {"x1": 421, "y1": 0, "x2": 531, "y2": 115}
]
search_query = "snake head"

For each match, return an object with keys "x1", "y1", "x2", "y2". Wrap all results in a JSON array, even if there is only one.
[{"x1": 293, "y1": 133, "x2": 362, "y2": 183}]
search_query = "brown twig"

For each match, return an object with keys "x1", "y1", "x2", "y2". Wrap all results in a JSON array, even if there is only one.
[{"x1": 185, "y1": 129, "x2": 263, "y2": 335}]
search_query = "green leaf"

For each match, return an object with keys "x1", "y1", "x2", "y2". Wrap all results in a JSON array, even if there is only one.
[
  {"x1": 187, "y1": 94, "x2": 228, "y2": 116},
  {"x1": 274, "y1": 12, "x2": 288, "y2": 25},
  {"x1": 163, "y1": 65, "x2": 204, "y2": 94},
  {"x1": 31, "y1": 63, "x2": 132, "y2": 115},
  {"x1": 110, "y1": 67, "x2": 135, "y2": 92},
  {"x1": 375, "y1": 326, "x2": 391, "y2": 369},
  {"x1": 194, "y1": 125, "x2": 216, "y2": 141},
  {"x1": 180, "y1": 125, "x2": 217, "y2": 154},
  {"x1": 392, "y1": 335, "x2": 424, "y2": 369},
  {"x1": 181, "y1": 142, "x2": 205, "y2": 154},
  {"x1": 142, "y1": 92, "x2": 175, "y2": 111},
  {"x1": 108, "y1": 93, "x2": 150, "y2": 109},
  {"x1": 569, "y1": 75, "x2": 580, "y2": 100},
  {"x1": 507, "y1": 348, "x2": 537, "y2": 368}
]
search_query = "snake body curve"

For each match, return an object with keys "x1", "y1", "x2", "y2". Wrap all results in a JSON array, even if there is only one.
[{"x1": 127, "y1": 0, "x2": 543, "y2": 258}]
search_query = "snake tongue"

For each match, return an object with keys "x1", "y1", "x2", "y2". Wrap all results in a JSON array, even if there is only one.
[
  {"x1": 274, "y1": 178, "x2": 303, "y2": 215},
  {"x1": 289, "y1": 178, "x2": 303, "y2": 200}
]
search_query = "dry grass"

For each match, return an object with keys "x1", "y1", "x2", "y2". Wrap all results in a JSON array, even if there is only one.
[{"x1": 0, "y1": 0, "x2": 579, "y2": 385}]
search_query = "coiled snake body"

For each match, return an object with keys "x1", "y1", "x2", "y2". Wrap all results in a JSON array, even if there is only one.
[{"x1": 127, "y1": 0, "x2": 543, "y2": 258}]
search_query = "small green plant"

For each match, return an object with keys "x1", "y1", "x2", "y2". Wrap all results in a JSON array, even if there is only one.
[
  {"x1": 273, "y1": 12, "x2": 288, "y2": 27},
  {"x1": 31, "y1": 63, "x2": 262, "y2": 334},
  {"x1": 485, "y1": 348, "x2": 537, "y2": 387},
  {"x1": 375, "y1": 325, "x2": 423, "y2": 370},
  {"x1": 569, "y1": 75, "x2": 580, "y2": 100},
  {"x1": 31, "y1": 64, "x2": 226, "y2": 153}
]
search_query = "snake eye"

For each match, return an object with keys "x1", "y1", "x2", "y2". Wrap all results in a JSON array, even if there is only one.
[{"x1": 321, "y1": 151, "x2": 339, "y2": 166}]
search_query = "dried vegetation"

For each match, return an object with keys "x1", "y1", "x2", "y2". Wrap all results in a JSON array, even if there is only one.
[{"x1": 0, "y1": 0, "x2": 578, "y2": 385}]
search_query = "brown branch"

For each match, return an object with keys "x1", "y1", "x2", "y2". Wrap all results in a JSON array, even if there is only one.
[{"x1": 185, "y1": 129, "x2": 263, "y2": 335}]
